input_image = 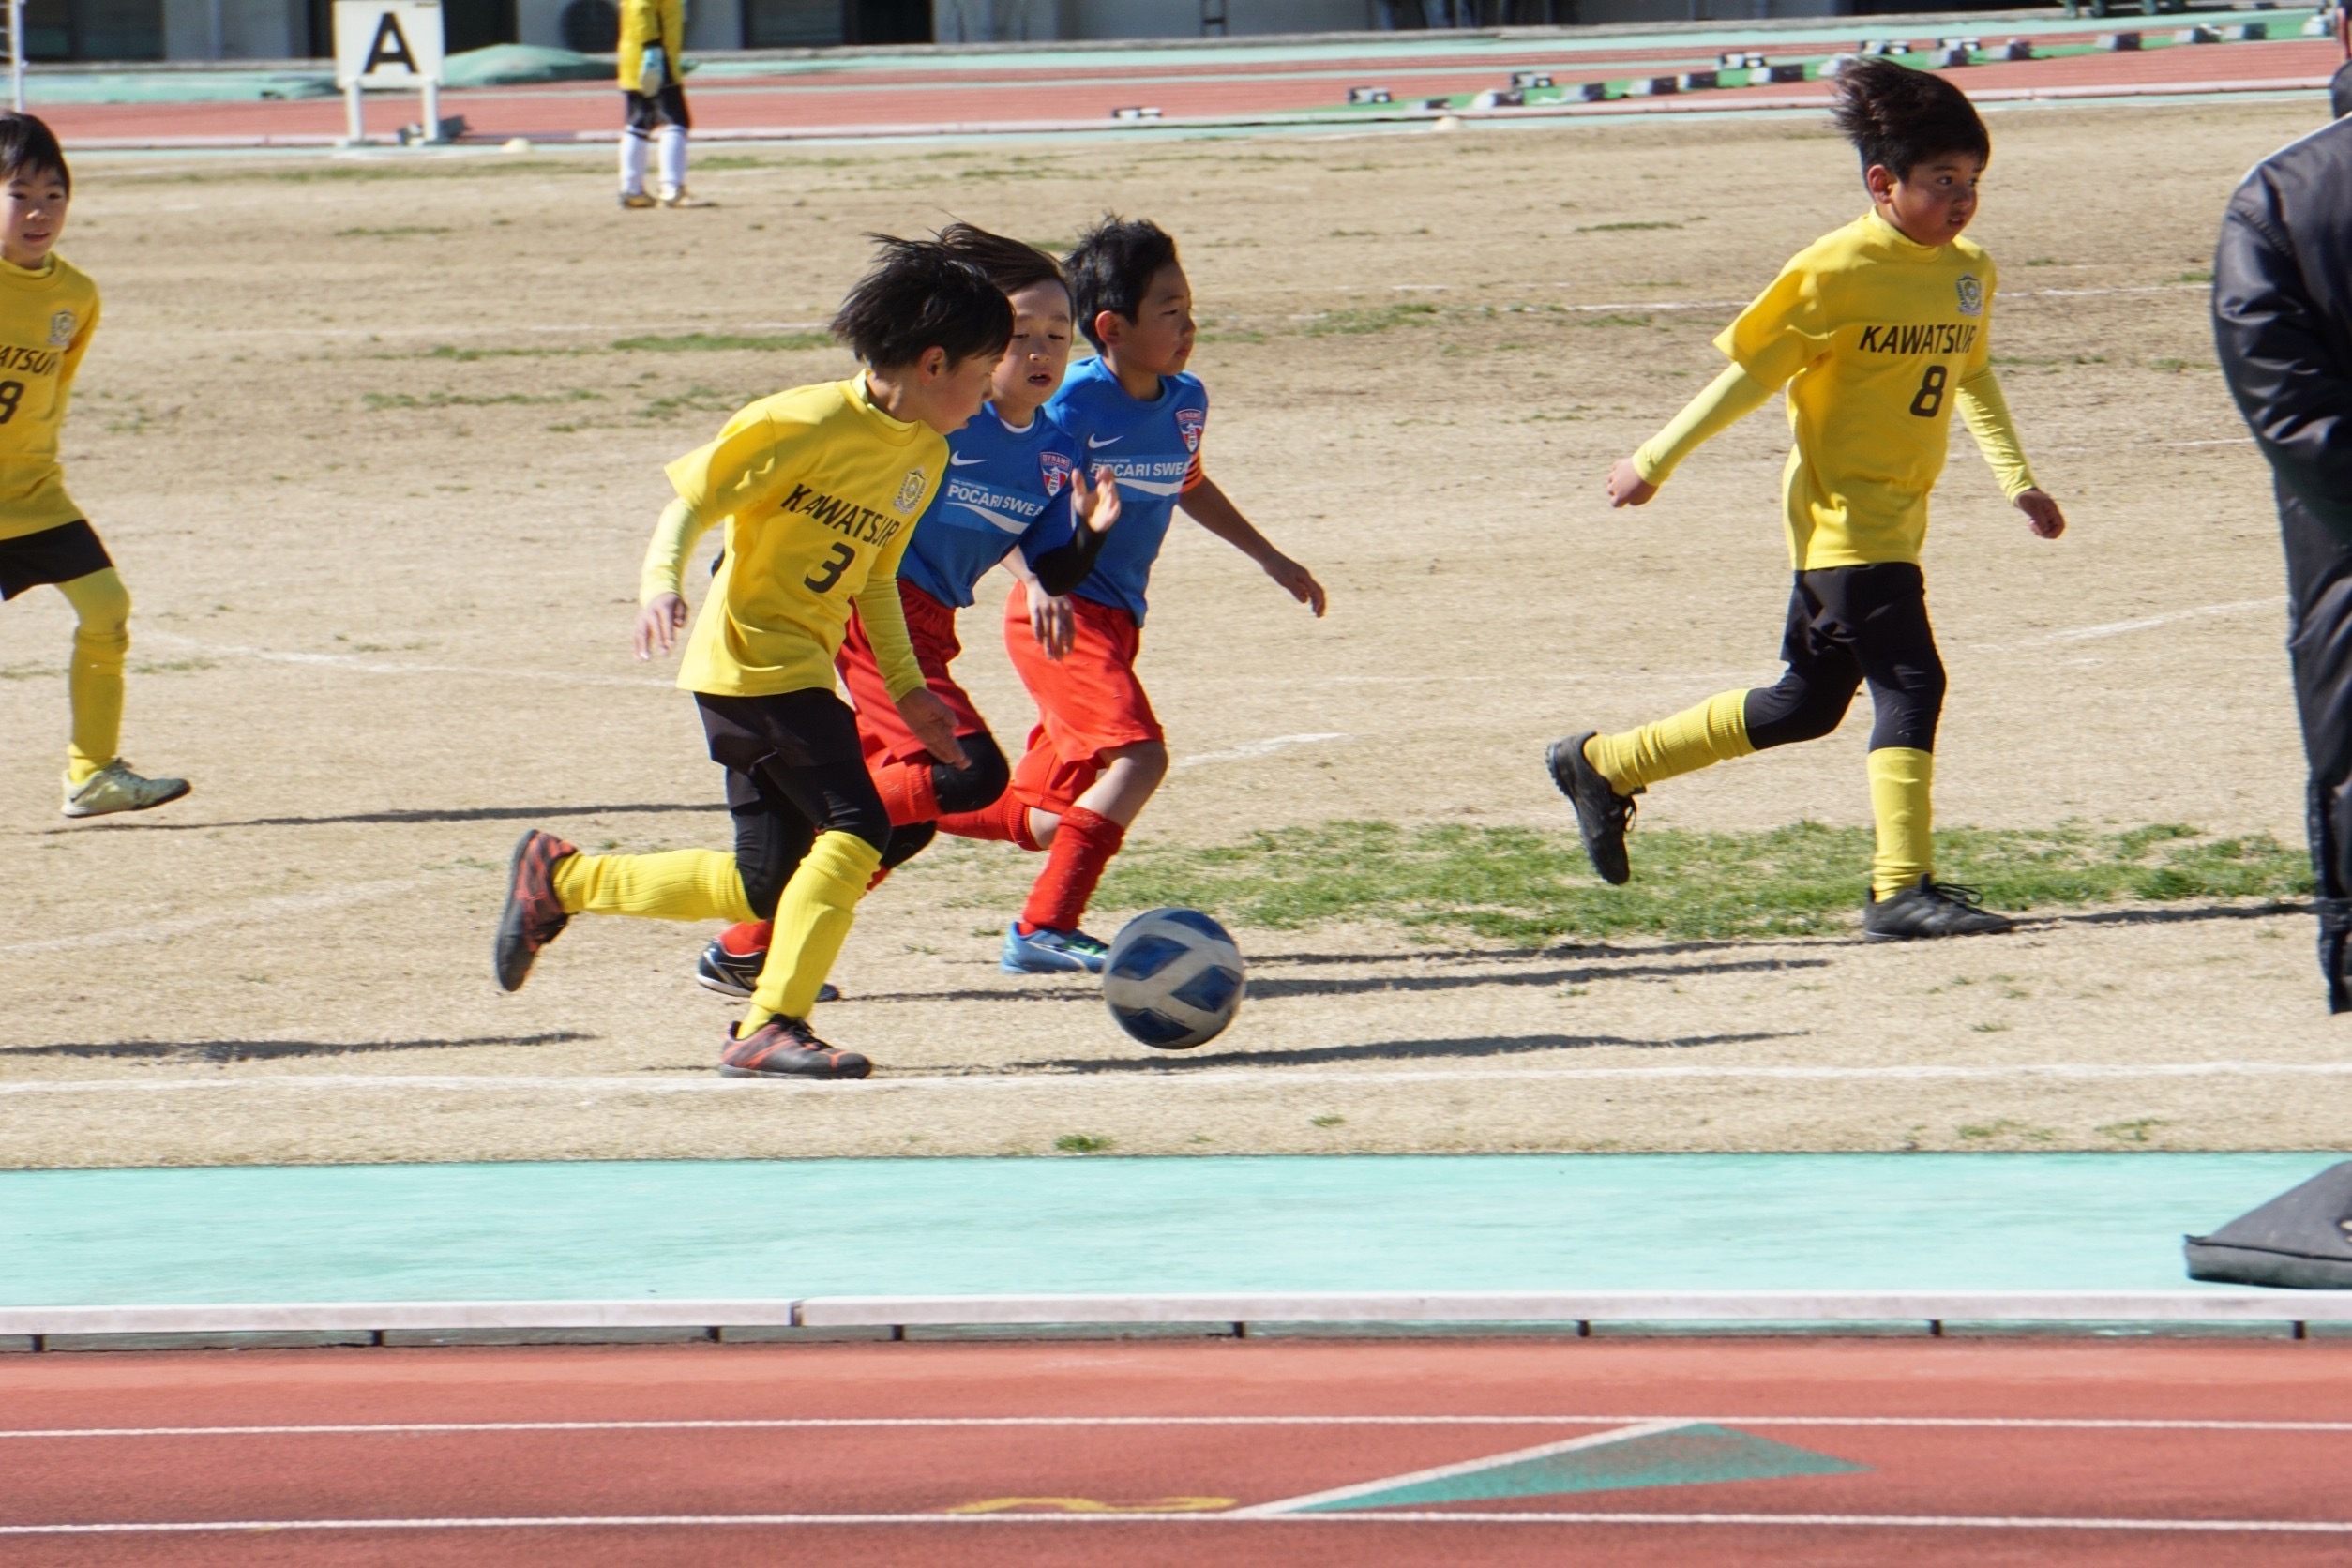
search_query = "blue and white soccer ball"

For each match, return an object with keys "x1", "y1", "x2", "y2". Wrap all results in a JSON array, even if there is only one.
[{"x1": 1102, "y1": 907, "x2": 1245, "y2": 1050}]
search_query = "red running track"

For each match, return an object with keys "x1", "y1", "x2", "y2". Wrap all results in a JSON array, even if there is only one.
[
  {"x1": 28, "y1": 36, "x2": 2343, "y2": 147},
  {"x1": 5, "y1": 1336, "x2": 2351, "y2": 1565}
]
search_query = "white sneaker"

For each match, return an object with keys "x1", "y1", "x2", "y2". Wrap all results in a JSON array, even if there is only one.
[
  {"x1": 657, "y1": 188, "x2": 712, "y2": 208},
  {"x1": 62, "y1": 761, "x2": 191, "y2": 818}
]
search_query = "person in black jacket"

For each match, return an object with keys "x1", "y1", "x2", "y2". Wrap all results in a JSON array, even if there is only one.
[{"x1": 2214, "y1": 113, "x2": 2352, "y2": 1010}]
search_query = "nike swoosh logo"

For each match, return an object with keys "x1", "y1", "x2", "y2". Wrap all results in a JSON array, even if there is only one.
[
  {"x1": 948, "y1": 454, "x2": 985, "y2": 467},
  {"x1": 1086, "y1": 434, "x2": 1123, "y2": 449}
]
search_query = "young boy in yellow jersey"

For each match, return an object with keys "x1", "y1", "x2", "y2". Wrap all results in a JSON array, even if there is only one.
[
  {"x1": 492, "y1": 237, "x2": 1008, "y2": 1078},
  {"x1": 1552, "y1": 61, "x2": 2066, "y2": 940},
  {"x1": 614, "y1": 0, "x2": 698, "y2": 209},
  {"x1": 0, "y1": 114, "x2": 188, "y2": 820}
]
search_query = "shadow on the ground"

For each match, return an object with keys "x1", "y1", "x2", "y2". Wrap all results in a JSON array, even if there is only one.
[
  {"x1": 1000, "y1": 1029, "x2": 1800, "y2": 1073},
  {"x1": 1, "y1": 1031, "x2": 595, "y2": 1063},
  {"x1": 2051, "y1": 900, "x2": 2304, "y2": 928},
  {"x1": 855, "y1": 956, "x2": 1828, "y2": 1006},
  {"x1": 32, "y1": 802, "x2": 717, "y2": 835}
]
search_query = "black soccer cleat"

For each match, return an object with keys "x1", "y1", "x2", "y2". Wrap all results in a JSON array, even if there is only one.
[
  {"x1": 718, "y1": 1015, "x2": 870, "y2": 1079},
  {"x1": 693, "y1": 940, "x2": 838, "y2": 1004},
  {"x1": 1862, "y1": 877, "x2": 2016, "y2": 942},
  {"x1": 1547, "y1": 731, "x2": 1638, "y2": 885},
  {"x1": 493, "y1": 829, "x2": 577, "y2": 991}
]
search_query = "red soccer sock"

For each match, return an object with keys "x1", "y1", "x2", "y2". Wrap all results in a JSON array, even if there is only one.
[
  {"x1": 719, "y1": 920, "x2": 773, "y2": 956},
  {"x1": 871, "y1": 758, "x2": 941, "y2": 828},
  {"x1": 1018, "y1": 807, "x2": 1124, "y2": 934},
  {"x1": 939, "y1": 791, "x2": 1040, "y2": 852}
]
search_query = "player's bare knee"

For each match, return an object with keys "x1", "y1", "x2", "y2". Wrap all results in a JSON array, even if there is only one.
[{"x1": 1108, "y1": 740, "x2": 1169, "y2": 786}]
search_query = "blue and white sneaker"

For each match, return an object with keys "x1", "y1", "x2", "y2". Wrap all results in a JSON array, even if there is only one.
[
  {"x1": 693, "y1": 940, "x2": 840, "y2": 1003},
  {"x1": 1001, "y1": 921, "x2": 1110, "y2": 974}
]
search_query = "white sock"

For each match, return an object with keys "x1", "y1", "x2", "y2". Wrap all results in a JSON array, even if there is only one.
[
  {"x1": 657, "y1": 126, "x2": 687, "y2": 197},
  {"x1": 620, "y1": 132, "x2": 649, "y2": 195}
]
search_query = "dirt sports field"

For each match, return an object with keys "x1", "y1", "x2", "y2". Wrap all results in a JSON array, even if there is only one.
[{"x1": 0, "y1": 98, "x2": 2339, "y2": 1168}]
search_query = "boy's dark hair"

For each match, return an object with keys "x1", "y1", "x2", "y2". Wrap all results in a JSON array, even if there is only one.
[
  {"x1": 1829, "y1": 59, "x2": 1989, "y2": 182},
  {"x1": 936, "y1": 221, "x2": 1066, "y2": 302},
  {"x1": 1063, "y1": 216, "x2": 1180, "y2": 350},
  {"x1": 0, "y1": 113, "x2": 68, "y2": 195},
  {"x1": 831, "y1": 235, "x2": 1012, "y2": 370}
]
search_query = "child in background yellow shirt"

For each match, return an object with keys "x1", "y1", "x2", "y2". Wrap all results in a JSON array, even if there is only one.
[
  {"x1": 0, "y1": 114, "x2": 188, "y2": 819},
  {"x1": 1551, "y1": 60, "x2": 2065, "y2": 941}
]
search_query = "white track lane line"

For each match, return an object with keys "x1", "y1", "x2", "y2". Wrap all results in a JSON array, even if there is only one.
[
  {"x1": 3, "y1": 1060, "x2": 2345, "y2": 1095},
  {"x1": 2, "y1": 1510, "x2": 2346, "y2": 1534},
  {"x1": 142, "y1": 632, "x2": 671, "y2": 691},
  {"x1": 1174, "y1": 732, "x2": 1349, "y2": 768},
  {"x1": 1233, "y1": 1420, "x2": 1696, "y2": 1515},
  {"x1": 12, "y1": 1415, "x2": 2352, "y2": 1440}
]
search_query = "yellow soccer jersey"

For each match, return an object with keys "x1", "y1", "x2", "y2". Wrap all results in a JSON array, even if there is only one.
[
  {"x1": 617, "y1": 0, "x2": 683, "y2": 92},
  {"x1": 645, "y1": 376, "x2": 944, "y2": 700},
  {"x1": 0, "y1": 252, "x2": 98, "y2": 543},
  {"x1": 1706, "y1": 208, "x2": 2031, "y2": 570}
]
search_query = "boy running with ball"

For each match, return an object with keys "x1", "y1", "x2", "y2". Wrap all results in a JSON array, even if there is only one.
[
  {"x1": 492, "y1": 237, "x2": 1007, "y2": 1078},
  {"x1": 943, "y1": 215, "x2": 1327, "y2": 972},
  {"x1": 0, "y1": 114, "x2": 188, "y2": 820},
  {"x1": 691, "y1": 224, "x2": 1122, "y2": 999},
  {"x1": 1552, "y1": 61, "x2": 2065, "y2": 939}
]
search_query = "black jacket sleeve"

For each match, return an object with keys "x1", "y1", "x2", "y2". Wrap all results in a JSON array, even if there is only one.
[
  {"x1": 1026, "y1": 521, "x2": 1108, "y2": 598},
  {"x1": 2214, "y1": 163, "x2": 2352, "y2": 546}
]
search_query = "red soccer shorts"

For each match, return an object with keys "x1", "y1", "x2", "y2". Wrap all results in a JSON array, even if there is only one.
[
  {"x1": 1002, "y1": 581, "x2": 1165, "y2": 815},
  {"x1": 837, "y1": 580, "x2": 990, "y2": 767}
]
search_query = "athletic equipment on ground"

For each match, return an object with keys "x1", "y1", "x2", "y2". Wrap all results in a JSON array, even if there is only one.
[
  {"x1": 617, "y1": 190, "x2": 656, "y2": 210},
  {"x1": 493, "y1": 829, "x2": 576, "y2": 990},
  {"x1": 718, "y1": 1015, "x2": 870, "y2": 1079},
  {"x1": 2185, "y1": 1159, "x2": 2352, "y2": 1288},
  {"x1": 1001, "y1": 921, "x2": 1110, "y2": 974},
  {"x1": 1101, "y1": 907, "x2": 1244, "y2": 1049},
  {"x1": 1861, "y1": 876, "x2": 2014, "y2": 940},
  {"x1": 693, "y1": 939, "x2": 838, "y2": 1004},
  {"x1": 60, "y1": 760, "x2": 188, "y2": 819},
  {"x1": 1547, "y1": 731, "x2": 1636, "y2": 884}
]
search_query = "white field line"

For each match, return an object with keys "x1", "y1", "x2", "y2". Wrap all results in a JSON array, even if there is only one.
[
  {"x1": 143, "y1": 632, "x2": 671, "y2": 691},
  {"x1": 1174, "y1": 732, "x2": 1349, "y2": 769},
  {"x1": 1233, "y1": 1420, "x2": 1692, "y2": 1516},
  {"x1": 2018, "y1": 597, "x2": 2285, "y2": 647},
  {"x1": 3, "y1": 1510, "x2": 2346, "y2": 1535},
  {"x1": 0, "y1": 878, "x2": 438, "y2": 957},
  {"x1": 3, "y1": 1060, "x2": 2344, "y2": 1096},
  {"x1": 14, "y1": 1414, "x2": 2352, "y2": 1440}
]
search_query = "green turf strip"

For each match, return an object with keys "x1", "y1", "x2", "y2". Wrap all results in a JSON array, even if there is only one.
[{"x1": 1097, "y1": 822, "x2": 2308, "y2": 942}]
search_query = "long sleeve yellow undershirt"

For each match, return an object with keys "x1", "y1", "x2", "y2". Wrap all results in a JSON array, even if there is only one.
[
  {"x1": 1953, "y1": 364, "x2": 2038, "y2": 500},
  {"x1": 1632, "y1": 364, "x2": 1776, "y2": 487},
  {"x1": 635, "y1": 496, "x2": 925, "y2": 702}
]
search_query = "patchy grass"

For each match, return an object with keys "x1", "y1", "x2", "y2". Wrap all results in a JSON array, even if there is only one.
[
  {"x1": 1303, "y1": 302, "x2": 1440, "y2": 337},
  {"x1": 419, "y1": 344, "x2": 596, "y2": 363},
  {"x1": 1053, "y1": 1133, "x2": 1115, "y2": 1153},
  {"x1": 1578, "y1": 220, "x2": 1683, "y2": 233},
  {"x1": 336, "y1": 225, "x2": 452, "y2": 238},
  {"x1": 1094, "y1": 820, "x2": 2307, "y2": 943},
  {"x1": 610, "y1": 331, "x2": 834, "y2": 354}
]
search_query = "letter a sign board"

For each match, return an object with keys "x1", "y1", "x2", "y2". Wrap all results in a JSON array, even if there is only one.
[{"x1": 333, "y1": 0, "x2": 445, "y2": 144}]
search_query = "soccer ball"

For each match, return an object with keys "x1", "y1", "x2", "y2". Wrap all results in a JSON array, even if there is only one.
[{"x1": 1101, "y1": 907, "x2": 1245, "y2": 1050}]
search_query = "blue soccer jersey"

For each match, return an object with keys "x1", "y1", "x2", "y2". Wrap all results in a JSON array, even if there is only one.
[
  {"x1": 1044, "y1": 356, "x2": 1207, "y2": 624},
  {"x1": 897, "y1": 405, "x2": 1082, "y2": 611}
]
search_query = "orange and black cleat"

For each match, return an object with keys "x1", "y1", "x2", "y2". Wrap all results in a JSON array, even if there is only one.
[
  {"x1": 719, "y1": 1015, "x2": 871, "y2": 1079},
  {"x1": 493, "y1": 828, "x2": 577, "y2": 991}
]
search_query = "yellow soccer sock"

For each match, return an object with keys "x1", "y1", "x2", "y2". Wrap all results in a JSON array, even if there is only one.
[
  {"x1": 60, "y1": 568, "x2": 130, "y2": 785},
  {"x1": 750, "y1": 831, "x2": 882, "y2": 1022},
  {"x1": 1868, "y1": 746, "x2": 1936, "y2": 899},
  {"x1": 549, "y1": 847, "x2": 756, "y2": 923},
  {"x1": 1583, "y1": 689, "x2": 1755, "y2": 794}
]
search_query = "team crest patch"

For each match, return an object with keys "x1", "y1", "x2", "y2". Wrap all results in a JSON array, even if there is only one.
[
  {"x1": 1175, "y1": 406, "x2": 1205, "y2": 454},
  {"x1": 1040, "y1": 451, "x2": 1073, "y2": 497},
  {"x1": 1955, "y1": 274, "x2": 1984, "y2": 318},
  {"x1": 893, "y1": 468, "x2": 927, "y2": 514},
  {"x1": 45, "y1": 309, "x2": 74, "y2": 348}
]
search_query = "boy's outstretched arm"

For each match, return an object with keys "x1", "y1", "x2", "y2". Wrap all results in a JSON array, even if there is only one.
[
  {"x1": 1179, "y1": 477, "x2": 1327, "y2": 616},
  {"x1": 634, "y1": 496, "x2": 711, "y2": 659},
  {"x1": 1956, "y1": 365, "x2": 2065, "y2": 540},
  {"x1": 1606, "y1": 363, "x2": 1775, "y2": 508}
]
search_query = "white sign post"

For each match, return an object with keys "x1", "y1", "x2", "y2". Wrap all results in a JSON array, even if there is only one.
[{"x1": 333, "y1": 0, "x2": 445, "y2": 146}]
